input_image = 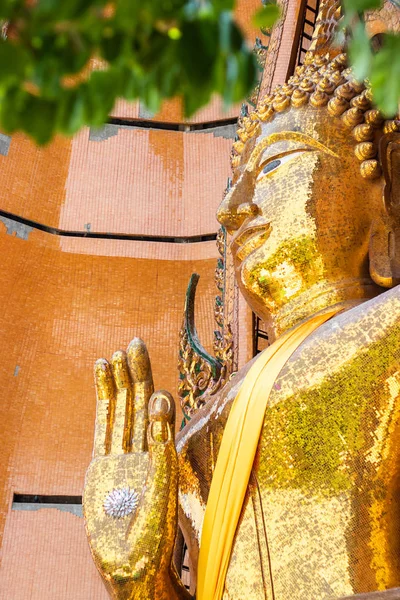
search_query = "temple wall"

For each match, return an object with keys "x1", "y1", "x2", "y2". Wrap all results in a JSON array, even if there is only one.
[
  {"x1": 0, "y1": 227, "x2": 217, "y2": 597},
  {"x1": 0, "y1": 123, "x2": 228, "y2": 597},
  {"x1": 0, "y1": 127, "x2": 232, "y2": 235},
  {"x1": 0, "y1": 123, "x2": 231, "y2": 597},
  {"x1": 0, "y1": 511, "x2": 108, "y2": 599}
]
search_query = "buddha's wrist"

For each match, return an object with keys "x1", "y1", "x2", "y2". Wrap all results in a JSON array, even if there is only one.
[{"x1": 106, "y1": 566, "x2": 191, "y2": 600}]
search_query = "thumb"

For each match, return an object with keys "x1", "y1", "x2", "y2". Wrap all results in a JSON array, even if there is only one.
[{"x1": 126, "y1": 391, "x2": 178, "y2": 578}]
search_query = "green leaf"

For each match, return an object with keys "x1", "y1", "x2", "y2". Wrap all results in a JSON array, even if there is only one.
[
  {"x1": 20, "y1": 95, "x2": 57, "y2": 145},
  {"x1": 168, "y1": 27, "x2": 182, "y2": 40},
  {"x1": 219, "y1": 11, "x2": 233, "y2": 53},
  {"x1": 233, "y1": 50, "x2": 256, "y2": 103},
  {"x1": 343, "y1": 0, "x2": 381, "y2": 17},
  {"x1": 179, "y1": 20, "x2": 218, "y2": 87},
  {"x1": 348, "y1": 20, "x2": 372, "y2": 81},
  {"x1": 0, "y1": 41, "x2": 29, "y2": 89},
  {"x1": 252, "y1": 4, "x2": 280, "y2": 29},
  {"x1": 56, "y1": 88, "x2": 86, "y2": 136},
  {"x1": 0, "y1": 85, "x2": 28, "y2": 134},
  {"x1": 183, "y1": 77, "x2": 212, "y2": 115},
  {"x1": 142, "y1": 83, "x2": 161, "y2": 114},
  {"x1": 99, "y1": 30, "x2": 126, "y2": 63},
  {"x1": 118, "y1": 67, "x2": 140, "y2": 101},
  {"x1": 36, "y1": 0, "x2": 101, "y2": 20},
  {"x1": 0, "y1": 0, "x2": 258, "y2": 142},
  {"x1": 370, "y1": 33, "x2": 400, "y2": 116},
  {"x1": 85, "y1": 69, "x2": 120, "y2": 119},
  {"x1": 183, "y1": 0, "x2": 215, "y2": 21}
]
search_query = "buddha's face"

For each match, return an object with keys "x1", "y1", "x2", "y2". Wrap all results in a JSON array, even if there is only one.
[{"x1": 217, "y1": 106, "x2": 383, "y2": 334}]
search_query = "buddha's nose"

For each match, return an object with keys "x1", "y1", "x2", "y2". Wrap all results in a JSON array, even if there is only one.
[{"x1": 217, "y1": 173, "x2": 259, "y2": 232}]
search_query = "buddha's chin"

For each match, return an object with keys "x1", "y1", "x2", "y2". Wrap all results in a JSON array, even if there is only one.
[{"x1": 237, "y1": 266, "x2": 276, "y2": 322}]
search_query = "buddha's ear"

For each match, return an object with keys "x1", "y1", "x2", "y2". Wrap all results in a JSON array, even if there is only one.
[
  {"x1": 369, "y1": 133, "x2": 400, "y2": 288},
  {"x1": 381, "y1": 132, "x2": 400, "y2": 218}
]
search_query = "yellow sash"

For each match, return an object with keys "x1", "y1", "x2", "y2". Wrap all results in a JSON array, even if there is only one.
[{"x1": 197, "y1": 310, "x2": 339, "y2": 600}]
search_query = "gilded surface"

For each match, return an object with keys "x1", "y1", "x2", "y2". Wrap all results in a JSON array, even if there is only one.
[
  {"x1": 213, "y1": 226, "x2": 236, "y2": 378},
  {"x1": 178, "y1": 227, "x2": 236, "y2": 422},
  {"x1": 84, "y1": 0, "x2": 400, "y2": 598},
  {"x1": 84, "y1": 340, "x2": 190, "y2": 599}
]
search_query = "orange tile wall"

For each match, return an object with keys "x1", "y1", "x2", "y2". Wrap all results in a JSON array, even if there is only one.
[
  {"x1": 0, "y1": 511, "x2": 108, "y2": 599},
  {"x1": 0, "y1": 127, "x2": 232, "y2": 235},
  {"x1": 60, "y1": 128, "x2": 231, "y2": 236},
  {"x1": 0, "y1": 133, "x2": 72, "y2": 226},
  {"x1": 0, "y1": 227, "x2": 217, "y2": 596}
]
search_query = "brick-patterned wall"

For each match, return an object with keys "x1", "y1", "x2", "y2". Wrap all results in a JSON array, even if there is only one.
[
  {"x1": 0, "y1": 227, "x2": 217, "y2": 596},
  {"x1": 0, "y1": 127, "x2": 232, "y2": 236},
  {"x1": 0, "y1": 133, "x2": 72, "y2": 227},
  {"x1": 0, "y1": 511, "x2": 108, "y2": 600},
  {"x1": 0, "y1": 118, "x2": 228, "y2": 596}
]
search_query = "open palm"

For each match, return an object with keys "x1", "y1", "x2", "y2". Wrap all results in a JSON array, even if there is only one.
[{"x1": 83, "y1": 338, "x2": 183, "y2": 599}]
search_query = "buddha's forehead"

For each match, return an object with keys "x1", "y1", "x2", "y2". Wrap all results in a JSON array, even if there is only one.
[
  {"x1": 255, "y1": 106, "x2": 349, "y2": 150},
  {"x1": 233, "y1": 106, "x2": 355, "y2": 185}
]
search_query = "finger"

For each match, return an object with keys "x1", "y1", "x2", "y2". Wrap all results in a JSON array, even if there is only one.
[
  {"x1": 110, "y1": 350, "x2": 133, "y2": 454},
  {"x1": 127, "y1": 338, "x2": 154, "y2": 452},
  {"x1": 93, "y1": 358, "x2": 116, "y2": 457}
]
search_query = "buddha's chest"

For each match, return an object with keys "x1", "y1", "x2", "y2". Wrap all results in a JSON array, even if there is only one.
[
  {"x1": 179, "y1": 359, "x2": 400, "y2": 599},
  {"x1": 253, "y1": 363, "x2": 400, "y2": 597}
]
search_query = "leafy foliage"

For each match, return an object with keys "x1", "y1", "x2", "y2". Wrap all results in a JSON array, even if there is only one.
[
  {"x1": 0, "y1": 0, "x2": 261, "y2": 143},
  {"x1": 0, "y1": 0, "x2": 399, "y2": 144},
  {"x1": 252, "y1": 2, "x2": 280, "y2": 29},
  {"x1": 344, "y1": 0, "x2": 400, "y2": 117}
]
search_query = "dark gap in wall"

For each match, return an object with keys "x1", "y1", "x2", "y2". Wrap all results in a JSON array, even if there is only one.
[
  {"x1": 107, "y1": 116, "x2": 238, "y2": 132},
  {"x1": 13, "y1": 494, "x2": 82, "y2": 504},
  {"x1": 0, "y1": 210, "x2": 217, "y2": 244}
]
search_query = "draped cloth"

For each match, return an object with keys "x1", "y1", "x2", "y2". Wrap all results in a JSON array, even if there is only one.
[{"x1": 197, "y1": 309, "x2": 339, "y2": 600}]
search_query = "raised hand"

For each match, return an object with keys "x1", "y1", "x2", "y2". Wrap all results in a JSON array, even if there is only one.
[{"x1": 83, "y1": 338, "x2": 190, "y2": 600}]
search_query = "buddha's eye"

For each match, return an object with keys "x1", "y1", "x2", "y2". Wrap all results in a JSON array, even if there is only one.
[
  {"x1": 256, "y1": 150, "x2": 306, "y2": 182},
  {"x1": 262, "y1": 159, "x2": 281, "y2": 175}
]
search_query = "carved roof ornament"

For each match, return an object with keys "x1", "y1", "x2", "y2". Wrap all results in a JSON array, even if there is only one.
[
  {"x1": 178, "y1": 264, "x2": 235, "y2": 423},
  {"x1": 231, "y1": 0, "x2": 400, "y2": 179},
  {"x1": 178, "y1": 274, "x2": 224, "y2": 421}
]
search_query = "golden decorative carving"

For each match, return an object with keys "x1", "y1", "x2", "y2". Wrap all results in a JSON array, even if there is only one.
[
  {"x1": 177, "y1": 257, "x2": 236, "y2": 423},
  {"x1": 212, "y1": 225, "x2": 236, "y2": 378},
  {"x1": 177, "y1": 215, "x2": 239, "y2": 425},
  {"x1": 177, "y1": 274, "x2": 224, "y2": 421}
]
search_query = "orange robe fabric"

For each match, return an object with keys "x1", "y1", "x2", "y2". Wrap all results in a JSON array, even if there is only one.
[{"x1": 197, "y1": 310, "x2": 338, "y2": 600}]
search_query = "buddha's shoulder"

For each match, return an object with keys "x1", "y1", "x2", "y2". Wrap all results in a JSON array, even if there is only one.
[
  {"x1": 272, "y1": 286, "x2": 400, "y2": 404},
  {"x1": 177, "y1": 287, "x2": 400, "y2": 448}
]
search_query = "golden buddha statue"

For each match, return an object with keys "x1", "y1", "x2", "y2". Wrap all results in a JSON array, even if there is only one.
[{"x1": 83, "y1": 1, "x2": 400, "y2": 598}]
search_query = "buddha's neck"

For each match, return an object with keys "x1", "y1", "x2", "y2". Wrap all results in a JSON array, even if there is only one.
[{"x1": 264, "y1": 278, "x2": 381, "y2": 343}]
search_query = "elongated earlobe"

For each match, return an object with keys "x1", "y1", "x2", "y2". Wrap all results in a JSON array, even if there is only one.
[
  {"x1": 369, "y1": 133, "x2": 400, "y2": 288},
  {"x1": 370, "y1": 215, "x2": 396, "y2": 288}
]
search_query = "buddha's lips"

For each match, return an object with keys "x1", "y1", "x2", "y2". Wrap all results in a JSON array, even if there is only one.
[{"x1": 231, "y1": 223, "x2": 271, "y2": 259}]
